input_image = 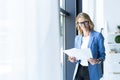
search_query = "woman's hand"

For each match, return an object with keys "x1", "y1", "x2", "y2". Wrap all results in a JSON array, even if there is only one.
[
  {"x1": 68, "y1": 56, "x2": 77, "y2": 63},
  {"x1": 87, "y1": 58, "x2": 98, "y2": 65}
]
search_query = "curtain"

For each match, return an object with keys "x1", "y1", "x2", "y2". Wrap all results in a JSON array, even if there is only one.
[{"x1": 0, "y1": 0, "x2": 61, "y2": 80}]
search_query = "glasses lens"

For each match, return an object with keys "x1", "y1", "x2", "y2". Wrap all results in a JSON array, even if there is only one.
[{"x1": 77, "y1": 21, "x2": 89, "y2": 26}]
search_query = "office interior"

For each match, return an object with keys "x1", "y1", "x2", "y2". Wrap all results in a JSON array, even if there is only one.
[{"x1": 0, "y1": 0, "x2": 120, "y2": 80}]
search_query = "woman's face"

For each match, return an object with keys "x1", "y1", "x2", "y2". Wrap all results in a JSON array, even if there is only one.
[{"x1": 77, "y1": 17, "x2": 90, "y2": 31}]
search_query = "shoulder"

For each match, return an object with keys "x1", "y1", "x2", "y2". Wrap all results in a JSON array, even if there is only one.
[
  {"x1": 91, "y1": 30, "x2": 104, "y2": 39},
  {"x1": 91, "y1": 30, "x2": 100, "y2": 35},
  {"x1": 75, "y1": 35, "x2": 82, "y2": 38},
  {"x1": 75, "y1": 35, "x2": 82, "y2": 41}
]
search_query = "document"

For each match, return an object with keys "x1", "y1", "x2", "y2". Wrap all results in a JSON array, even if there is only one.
[{"x1": 63, "y1": 48, "x2": 92, "y2": 66}]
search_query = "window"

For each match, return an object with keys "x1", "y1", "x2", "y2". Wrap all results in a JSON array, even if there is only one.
[
  {"x1": 60, "y1": 0, "x2": 82, "y2": 80},
  {"x1": 60, "y1": 0, "x2": 65, "y2": 80}
]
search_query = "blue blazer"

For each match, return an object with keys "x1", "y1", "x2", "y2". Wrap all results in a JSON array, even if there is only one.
[{"x1": 73, "y1": 30, "x2": 106, "y2": 80}]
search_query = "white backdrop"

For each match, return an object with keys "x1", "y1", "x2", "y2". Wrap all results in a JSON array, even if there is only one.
[
  {"x1": 0, "y1": 0, "x2": 61, "y2": 80},
  {"x1": 82, "y1": 0, "x2": 104, "y2": 32}
]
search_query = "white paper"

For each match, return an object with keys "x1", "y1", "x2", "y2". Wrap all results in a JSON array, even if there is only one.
[{"x1": 63, "y1": 48, "x2": 93, "y2": 66}]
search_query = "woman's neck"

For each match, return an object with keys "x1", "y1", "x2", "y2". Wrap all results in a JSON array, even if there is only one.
[{"x1": 83, "y1": 31, "x2": 90, "y2": 37}]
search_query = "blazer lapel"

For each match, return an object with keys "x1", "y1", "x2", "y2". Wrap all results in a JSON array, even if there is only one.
[
  {"x1": 88, "y1": 31, "x2": 94, "y2": 48},
  {"x1": 79, "y1": 36, "x2": 83, "y2": 48}
]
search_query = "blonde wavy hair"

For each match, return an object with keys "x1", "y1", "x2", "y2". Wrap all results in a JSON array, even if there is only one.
[{"x1": 76, "y1": 12, "x2": 94, "y2": 35}]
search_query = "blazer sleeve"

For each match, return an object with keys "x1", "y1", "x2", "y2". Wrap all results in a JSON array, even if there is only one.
[{"x1": 97, "y1": 33, "x2": 106, "y2": 61}]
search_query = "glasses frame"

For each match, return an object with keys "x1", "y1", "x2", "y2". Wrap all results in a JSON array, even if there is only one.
[{"x1": 76, "y1": 21, "x2": 89, "y2": 27}]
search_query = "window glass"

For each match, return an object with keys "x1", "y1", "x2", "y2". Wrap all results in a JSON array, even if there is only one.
[{"x1": 60, "y1": 0, "x2": 65, "y2": 80}]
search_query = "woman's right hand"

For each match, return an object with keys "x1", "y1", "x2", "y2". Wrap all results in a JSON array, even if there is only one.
[{"x1": 68, "y1": 56, "x2": 77, "y2": 63}]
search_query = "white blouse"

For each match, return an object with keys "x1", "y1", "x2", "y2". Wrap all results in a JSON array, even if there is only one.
[{"x1": 80, "y1": 35, "x2": 90, "y2": 66}]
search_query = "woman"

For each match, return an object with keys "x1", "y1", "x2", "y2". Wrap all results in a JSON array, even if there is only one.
[{"x1": 68, "y1": 12, "x2": 106, "y2": 80}]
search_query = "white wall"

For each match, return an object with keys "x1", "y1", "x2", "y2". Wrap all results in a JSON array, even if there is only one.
[
  {"x1": 104, "y1": 0, "x2": 120, "y2": 32},
  {"x1": 82, "y1": 0, "x2": 104, "y2": 32}
]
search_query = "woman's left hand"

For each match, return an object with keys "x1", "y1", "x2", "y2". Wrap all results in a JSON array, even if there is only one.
[{"x1": 87, "y1": 58, "x2": 98, "y2": 65}]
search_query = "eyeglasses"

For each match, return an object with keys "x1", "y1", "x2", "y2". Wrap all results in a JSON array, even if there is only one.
[{"x1": 77, "y1": 21, "x2": 89, "y2": 26}]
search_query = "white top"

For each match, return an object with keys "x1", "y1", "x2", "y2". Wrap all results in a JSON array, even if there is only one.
[
  {"x1": 81, "y1": 36, "x2": 90, "y2": 49},
  {"x1": 80, "y1": 35, "x2": 90, "y2": 66}
]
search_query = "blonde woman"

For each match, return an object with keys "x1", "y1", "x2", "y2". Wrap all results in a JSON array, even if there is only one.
[{"x1": 68, "y1": 12, "x2": 106, "y2": 80}]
